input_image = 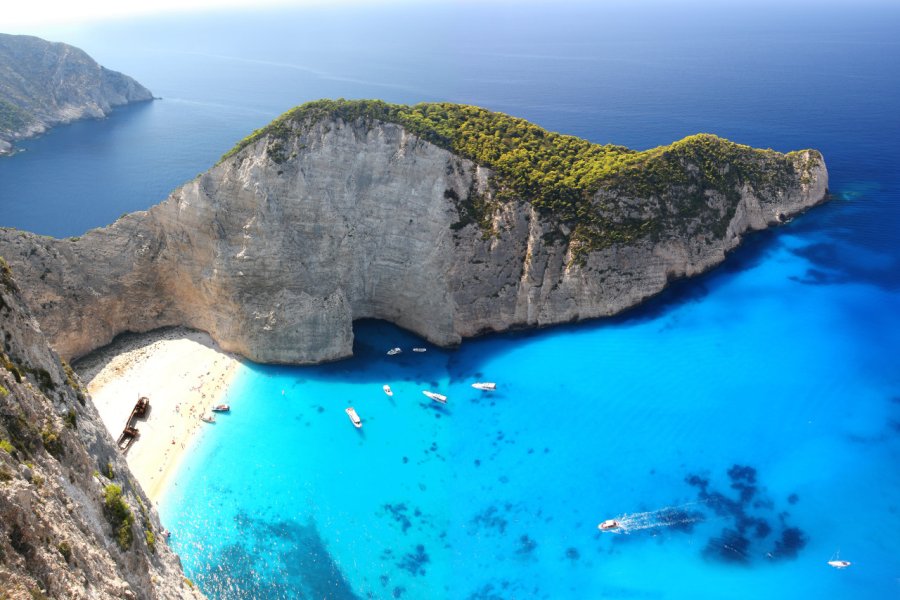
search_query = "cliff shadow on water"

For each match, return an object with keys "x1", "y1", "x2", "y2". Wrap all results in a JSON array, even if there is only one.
[
  {"x1": 247, "y1": 319, "x2": 461, "y2": 386},
  {"x1": 784, "y1": 189, "x2": 900, "y2": 292}
]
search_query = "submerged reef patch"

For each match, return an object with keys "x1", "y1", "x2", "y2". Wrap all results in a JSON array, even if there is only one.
[
  {"x1": 397, "y1": 544, "x2": 430, "y2": 576},
  {"x1": 686, "y1": 464, "x2": 806, "y2": 565}
]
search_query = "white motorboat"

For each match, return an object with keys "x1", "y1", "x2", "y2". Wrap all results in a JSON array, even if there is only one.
[
  {"x1": 827, "y1": 560, "x2": 851, "y2": 569},
  {"x1": 412, "y1": 347, "x2": 427, "y2": 353},
  {"x1": 345, "y1": 407, "x2": 362, "y2": 428},
  {"x1": 383, "y1": 385, "x2": 393, "y2": 397},
  {"x1": 471, "y1": 382, "x2": 497, "y2": 391},
  {"x1": 422, "y1": 390, "x2": 447, "y2": 404},
  {"x1": 387, "y1": 347, "x2": 402, "y2": 356},
  {"x1": 199, "y1": 414, "x2": 216, "y2": 424},
  {"x1": 598, "y1": 519, "x2": 621, "y2": 531}
]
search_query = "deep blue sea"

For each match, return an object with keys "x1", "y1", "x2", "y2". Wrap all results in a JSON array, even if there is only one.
[{"x1": 3, "y1": 2, "x2": 900, "y2": 598}]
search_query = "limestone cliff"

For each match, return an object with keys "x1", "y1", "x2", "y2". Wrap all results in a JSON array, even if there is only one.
[
  {"x1": 0, "y1": 258, "x2": 203, "y2": 599},
  {"x1": 0, "y1": 34, "x2": 153, "y2": 155},
  {"x1": 0, "y1": 100, "x2": 828, "y2": 364}
]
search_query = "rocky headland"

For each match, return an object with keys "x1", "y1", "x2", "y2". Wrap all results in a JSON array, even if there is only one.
[
  {"x1": 0, "y1": 99, "x2": 828, "y2": 364},
  {"x1": 0, "y1": 257, "x2": 203, "y2": 599},
  {"x1": 0, "y1": 34, "x2": 153, "y2": 155}
]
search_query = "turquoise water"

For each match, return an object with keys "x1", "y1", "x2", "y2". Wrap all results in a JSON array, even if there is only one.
[
  {"x1": 2, "y1": 2, "x2": 899, "y2": 597},
  {"x1": 159, "y1": 210, "x2": 900, "y2": 598}
]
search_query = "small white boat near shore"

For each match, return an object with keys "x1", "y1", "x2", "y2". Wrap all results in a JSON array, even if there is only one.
[
  {"x1": 422, "y1": 390, "x2": 447, "y2": 404},
  {"x1": 199, "y1": 414, "x2": 216, "y2": 424},
  {"x1": 383, "y1": 385, "x2": 393, "y2": 397},
  {"x1": 345, "y1": 407, "x2": 362, "y2": 428},
  {"x1": 472, "y1": 382, "x2": 497, "y2": 391},
  {"x1": 387, "y1": 347, "x2": 402, "y2": 356}
]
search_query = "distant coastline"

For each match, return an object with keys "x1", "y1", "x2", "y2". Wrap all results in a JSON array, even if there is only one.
[{"x1": 0, "y1": 33, "x2": 153, "y2": 156}]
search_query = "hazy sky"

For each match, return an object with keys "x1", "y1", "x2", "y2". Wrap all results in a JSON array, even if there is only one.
[
  {"x1": 3, "y1": 0, "x2": 405, "y2": 29},
  {"x1": 3, "y1": 0, "x2": 893, "y2": 32}
]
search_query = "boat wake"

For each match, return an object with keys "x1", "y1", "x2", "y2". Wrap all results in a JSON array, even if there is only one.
[{"x1": 607, "y1": 502, "x2": 707, "y2": 534}]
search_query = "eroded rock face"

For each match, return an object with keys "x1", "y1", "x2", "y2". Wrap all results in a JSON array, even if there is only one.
[
  {"x1": 0, "y1": 116, "x2": 827, "y2": 364},
  {"x1": 0, "y1": 34, "x2": 153, "y2": 154},
  {"x1": 0, "y1": 261, "x2": 203, "y2": 599}
]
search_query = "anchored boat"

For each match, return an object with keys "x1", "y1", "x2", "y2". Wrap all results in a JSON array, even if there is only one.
[
  {"x1": 383, "y1": 385, "x2": 393, "y2": 397},
  {"x1": 422, "y1": 390, "x2": 447, "y2": 404},
  {"x1": 211, "y1": 404, "x2": 230, "y2": 412},
  {"x1": 472, "y1": 382, "x2": 497, "y2": 391},
  {"x1": 387, "y1": 347, "x2": 402, "y2": 356},
  {"x1": 345, "y1": 407, "x2": 363, "y2": 428}
]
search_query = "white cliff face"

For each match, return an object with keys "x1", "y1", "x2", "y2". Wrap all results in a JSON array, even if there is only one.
[
  {"x1": 0, "y1": 117, "x2": 828, "y2": 364},
  {"x1": 0, "y1": 262, "x2": 203, "y2": 599}
]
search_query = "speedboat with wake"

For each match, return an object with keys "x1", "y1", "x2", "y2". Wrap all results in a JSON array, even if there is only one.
[
  {"x1": 422, "y1": 390, "x2": 447, "y2": 404},
  {"x1": 598, "y1": 519, "x2": 621, "y2": 532}
]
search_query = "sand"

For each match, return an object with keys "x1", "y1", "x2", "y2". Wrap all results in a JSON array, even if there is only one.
[{"x1": 75, "y1": 327, "x2": 242, "y2": 503}]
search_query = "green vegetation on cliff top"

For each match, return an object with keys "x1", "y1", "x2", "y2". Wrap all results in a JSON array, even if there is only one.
[{"x1": 222, "y1": 99, "x2": 820, "y2": 256}]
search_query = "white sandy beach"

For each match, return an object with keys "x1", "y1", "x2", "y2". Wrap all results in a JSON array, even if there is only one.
[{"x1": 76, "y1": 328, "x2": 242, "y2": 502}]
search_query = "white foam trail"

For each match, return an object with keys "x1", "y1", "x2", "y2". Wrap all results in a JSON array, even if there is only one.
[{"x1": 608, "y1": 501, "x2": 708, "y2": 534}]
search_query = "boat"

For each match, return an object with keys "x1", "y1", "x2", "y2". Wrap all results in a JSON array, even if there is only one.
[
  {"x1": 383, "y1": 385, "x2": 393, "y2": 397},
  {"x1": 412, "y1": 347, "x2": 427, "y2": 353},
  {"x1": 828, "y1": 551, "x2": 851, "y2": 569},
  {"x1": 116, "y1": 426, "x2": 139, "y2": 452},
  {"x1": 422, "y1": 390, "x2": 447, "y2": 404},
  {"x1": 133, "y1": 396, "x2": 150, "y2": 418},
  {"x1": 345, "y1": 407, "x2": 362, "y2": 428},
  {"x1": 199, "y1": 414, "x2": 216, "y2": 423},
  {"x1": 211, "y1": 404, "x2": 230, "y2": 412},
  {"x1": 598, "y1": 519, "x2": 621, "y2": 531},
  {"x1": 387, "y1": 347, "x2": 402, "y2": 356},
  {"x1": 471, "y1": 382, "x2": 497, "y2": 391}
]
